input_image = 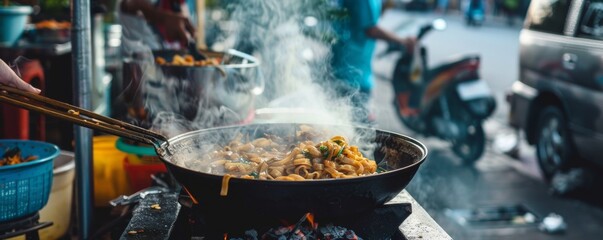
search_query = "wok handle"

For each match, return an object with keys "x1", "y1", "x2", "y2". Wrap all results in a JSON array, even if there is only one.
[{"x1": 0, "y1": 84, "x2": 168, "y2": 149}]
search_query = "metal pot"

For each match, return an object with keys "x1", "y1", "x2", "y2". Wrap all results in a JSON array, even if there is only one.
[{"x1": 121, "y1": 49, "x2": 263, "y2": 128}]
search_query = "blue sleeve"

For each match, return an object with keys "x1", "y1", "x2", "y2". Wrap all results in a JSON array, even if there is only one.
[{"x1": 343, "y1": 0, "x2": 381, "y2": 30}]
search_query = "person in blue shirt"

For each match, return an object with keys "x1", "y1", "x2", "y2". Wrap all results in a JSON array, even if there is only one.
[{"x1": 331, "y1": 0, "x2": 415, "y2": 124}]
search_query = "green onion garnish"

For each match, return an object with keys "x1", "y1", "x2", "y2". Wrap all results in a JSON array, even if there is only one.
[
  {"x1": 319, "y1": 145, "x2": 328, "y2": 152},
  {"x1": 336, "y1": 145, "x2": 346, "y2": 158}
]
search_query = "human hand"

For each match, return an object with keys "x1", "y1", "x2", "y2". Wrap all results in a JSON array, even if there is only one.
[
  {"x1": 160, "y1": 12, "x2": 196, "y2": 46},
  {"x1": 400, "y1": 37, "x2": 417, "y2": 52},
  {"x1": 0, "y1": 60, "x2": 41, "y2": 94}
]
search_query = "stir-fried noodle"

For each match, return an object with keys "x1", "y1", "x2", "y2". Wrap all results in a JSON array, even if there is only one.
[{"x1": 204, "y1": 133, "x2": 377, "y2": 182}]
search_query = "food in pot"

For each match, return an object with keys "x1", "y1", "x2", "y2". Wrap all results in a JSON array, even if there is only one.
[
  {"x1": 155, "y1": 54, "x2": 220, "y2": 67},
  {"x1": 0, "y1": 147, "x2": 37, "y2": 167},
  {"x1": 199, "y1": 127, "x2": 378, "y2": 181},
  {"x1": 35, "y1": 20, "x2": 71, "y2": 29}
]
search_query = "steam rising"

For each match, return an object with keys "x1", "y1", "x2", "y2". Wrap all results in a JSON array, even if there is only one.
[
  {"x1": 8, "y1": 56, "x2": 33, "y2": 78},
  {"x1": 222, "y1": 0, "x2": 355, "y2": 126},
  {"x1": 119, "y1": 37, "x2": 248, "y2": 137},
  {"x1": 118, "y1": 0, "x2": 365, "y2": 138}
]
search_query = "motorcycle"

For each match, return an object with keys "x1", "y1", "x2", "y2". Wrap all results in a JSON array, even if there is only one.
[
  {"x1": 382, "y1": 19, "x2": 496, "y2": 164},
  {"x1": 465, "y1": 0, "x2": 485, "y2": 26}
]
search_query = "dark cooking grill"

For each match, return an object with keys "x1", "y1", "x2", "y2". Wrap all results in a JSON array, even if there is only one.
[
  {"x1": 118, "y1": 189, "x2": 412, "y2": 240},
  {"x1": 0, "y1": 213, "x2": 52, "y2": 240}
]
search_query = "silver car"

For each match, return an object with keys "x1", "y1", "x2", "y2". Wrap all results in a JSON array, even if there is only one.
[{"x1": 508, "y1": 0, "x2": 603, "y2": 179}]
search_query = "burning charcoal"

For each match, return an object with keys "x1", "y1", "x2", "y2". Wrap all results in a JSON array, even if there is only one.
[
  {"x1": 319, "y1": 225, "x2": 346, "y2": 238},
  {"x1": 226, "y1": 229, "x2": 259, "y2": 240},
  {"x1": 319, "y1": 225, "x2": 361, "y2": 240},
  {"x1": 344, "y1": 230, "x2": 360, "y2": 240},
  {"x1": 244, "y1": 229, "x2": 259, "y2": 239},
  {"x1": 262, "y1": 227, "x2": 311, "y2": 240},
  {"x1": 289, "y1": 231, "x2": 307, "y2": 240},
  {"x1": 261, "y1": 232, "x2": 288, "y2": 240},
  {"x1": 275, "y1": 226, "x2": 290, "y2": 235},
  {"x1": 299, "y1": 226, "x2": 316, "y2": 238},
  {"x1": 262, "y1": 227, "x2": 290, "y2": 240},
  {"x1": 229, "y1": 230, "x2": 259, "y2": 240}
]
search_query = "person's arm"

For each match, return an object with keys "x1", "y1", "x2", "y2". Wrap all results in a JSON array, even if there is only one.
[
  {"x1": 120, "y1": 0, "x2": 195, "y2": 45},
  {"x1": 0, "y1": 60, "x2": 40, "y2": 94},
  {"x1": 345, "y1": 0, "x2": 416, "y2": 51},
  {"x1": 365, "y1": 26, "x2": 416, "y2": 51}
]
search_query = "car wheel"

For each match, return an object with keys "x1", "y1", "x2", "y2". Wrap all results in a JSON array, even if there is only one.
[{"x1": 535, "y1": 106, "x2": 573, "y2": 180}]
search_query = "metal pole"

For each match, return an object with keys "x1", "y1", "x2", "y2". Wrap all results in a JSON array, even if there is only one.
[{"x1": 71, "y1": 0, "x2": 94, "y2": 239}]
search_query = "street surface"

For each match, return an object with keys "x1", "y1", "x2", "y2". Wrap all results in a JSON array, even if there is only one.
[{"x1": 370, "y1": 10, "x2": 603, "y2": 239}]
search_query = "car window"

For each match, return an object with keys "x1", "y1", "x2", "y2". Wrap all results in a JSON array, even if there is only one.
[
  {"x1": 525, "y1": 0, "x2": 573, "y2": 34},
  {"x1": 578, "y1": 0, "x2": 603, "y2": 40}
]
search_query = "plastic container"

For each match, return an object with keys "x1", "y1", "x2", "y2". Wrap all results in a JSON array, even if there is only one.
[
  {"x1": 8, "y1": 151, "x2": 75, "y2": 240},
  {"x1": 115, "y1": 137, "x2": 160, "y2": 164},
  {"x1": 92, "y1": 136, "x2": 131, "y2": 206},
  {"x1": 0, "y1": 140, "x2": 59, "y2": 222},
  {"x1": 116, "y1": 138, "x2": 166, "y2": 191},
  {"x1": 39, "y1": 151, "x2": 75, "y2": 239},
  {"x1": 123, "y1": 156, "x2": 167, "y2": 191},
  {"x1": 0, "y1": 6, "x2": 33, "y2": 46}
]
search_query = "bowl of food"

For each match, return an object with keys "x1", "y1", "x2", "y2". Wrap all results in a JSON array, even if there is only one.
[
  {"x1": 0, "y1": 5, "x2": 33, "y2": 46},
  {"x1": 0, "y1": 140, "x2": 60, "y2": 222},
  {"x1": 32, "y1": 19, "x2": 71, "y2": 43},
  {"x1": 121, "y1": 49, "x2": 263, "y2": 129}
]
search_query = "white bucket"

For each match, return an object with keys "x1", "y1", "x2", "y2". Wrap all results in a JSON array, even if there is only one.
[{"x1": 40, "y1": 151, "x2": 75, "y2": 239}]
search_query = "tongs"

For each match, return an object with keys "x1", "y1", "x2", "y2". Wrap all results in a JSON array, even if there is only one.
[
  {"x1": 185, "y1": 36, "x2": 228, "y2": 77},
  {"x1": 0, "y1": 84, "x2": 169, "y2": 151},
  {"x1": 187, "y1": 37, "x2": 207, "y2": 61}
]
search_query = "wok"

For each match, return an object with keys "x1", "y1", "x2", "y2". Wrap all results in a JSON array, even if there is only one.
[{"x1": 0, "y1": 85, "x2": 427, "y2": 225}]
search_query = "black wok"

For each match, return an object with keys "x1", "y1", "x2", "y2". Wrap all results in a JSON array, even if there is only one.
[
  {"x1": 0, "y1": 85, "x2": 427, "y2": 228},
  {"x1": 166, "y1": 123, "x2": 426, "y2": 218}
]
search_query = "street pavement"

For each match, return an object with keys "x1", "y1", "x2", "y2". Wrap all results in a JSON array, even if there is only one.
[{"x1": 370, "y1": 10, "x2": 603, "y2": 240}]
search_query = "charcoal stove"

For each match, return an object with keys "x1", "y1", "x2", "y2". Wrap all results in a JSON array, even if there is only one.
[
  {"x1": 0, "y1": 213, "x2": 52, "y2": 240},
  {"x1": 116, "y1": 189, "x2": 450, "y2": 240}
]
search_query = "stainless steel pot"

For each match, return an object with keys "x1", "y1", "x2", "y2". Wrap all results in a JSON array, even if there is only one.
[{"x1": 120, "y1": 49, "x2": 263, "y2": 129}]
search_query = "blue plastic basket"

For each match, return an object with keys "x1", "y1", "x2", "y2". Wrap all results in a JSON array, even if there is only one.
[{"x1": 0, "y1": 140, "x2": 59, "y2": 222}]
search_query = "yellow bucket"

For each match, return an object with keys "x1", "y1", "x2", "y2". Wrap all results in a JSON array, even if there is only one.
[{"x1": 92, "y1": 135, "x2": 131, "y2": 206}]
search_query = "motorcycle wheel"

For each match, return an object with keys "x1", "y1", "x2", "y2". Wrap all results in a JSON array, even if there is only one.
[{"x1": 451, "y1": 121, "x2": 485, "y2": 164}]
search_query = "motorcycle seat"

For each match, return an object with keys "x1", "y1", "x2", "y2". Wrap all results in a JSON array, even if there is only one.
[{"x1": 430, "y1": 54, "x2": 480, "y2": 76}]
